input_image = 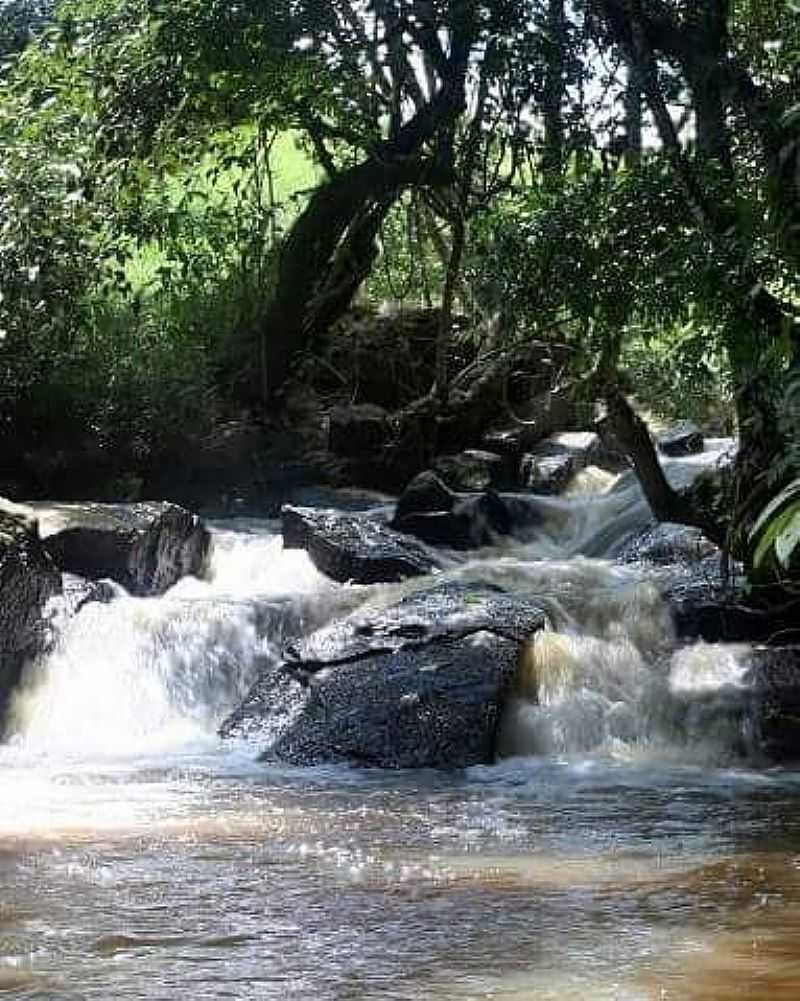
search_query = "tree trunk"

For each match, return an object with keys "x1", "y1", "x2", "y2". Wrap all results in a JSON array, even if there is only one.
[
  {"x1": 601, "y1": 385, "x2": 726, "y2": 546},
  {"x1": 623, "y1": 64, "x2": 642, "y2": 168},
  {"x1": 257, "y1": 156, "x2": 453, "y2": 398},
  {"x1": 542, "y1": 0, "x2": 567, "y2": 177},
  {"x1": 434, "y1": 207, "x2": 466, "y2": 404}
]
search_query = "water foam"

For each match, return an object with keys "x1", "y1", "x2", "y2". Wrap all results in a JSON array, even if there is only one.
[{"x1": 8, "y1": 524, "x2": 347, "y2": 755}]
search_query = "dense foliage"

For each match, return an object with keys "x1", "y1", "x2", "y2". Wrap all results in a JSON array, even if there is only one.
[{"x1": 0, "y1": 0, "x2": 798, "y2": 587}]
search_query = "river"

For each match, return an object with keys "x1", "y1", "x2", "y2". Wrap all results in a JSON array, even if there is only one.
[{"x1": 2, "y1": 443, "x2": 800, "y2": 1000}]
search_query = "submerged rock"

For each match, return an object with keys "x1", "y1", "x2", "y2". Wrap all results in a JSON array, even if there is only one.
[
  {"x1": 0, "y1": 500, "x2": 61, "y2": 723},
  {"x1": 36, "y1": 501, "x2": 210, "y2": 596},
  {"x1": 221, "y1": 582, "x2": 548, "y2": 769},
  {"x1": 282, "y1": 505, "x2": 442, "y2": 584}
]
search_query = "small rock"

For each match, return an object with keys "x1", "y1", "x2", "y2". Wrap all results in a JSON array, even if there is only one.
[
  {"x1": 657, "y1": 421, "x2": 704, "y2": 457},
  {"x1": 433, "y1": 450, "x2": 512, "y2": 491},
  {"x1": 520, "y1": 453, "x2": 576, "y2": 494},
  {"x1": 392, "y1": 472, "x2": 516, "y2": 550}
]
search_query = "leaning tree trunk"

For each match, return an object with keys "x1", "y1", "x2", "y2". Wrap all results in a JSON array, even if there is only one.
[
  {"x1": 256, "y1": 156, "x2": 452, "y2": 398},
  {"x1": 254, "y1": 23, "x2": 471, "y2": 401}
]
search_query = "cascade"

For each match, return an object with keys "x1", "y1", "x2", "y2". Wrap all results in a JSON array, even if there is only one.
[{"x1": 5, "y1": 438, "x2": 750, "y2": 766}]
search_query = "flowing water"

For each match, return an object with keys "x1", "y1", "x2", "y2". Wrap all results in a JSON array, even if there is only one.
[{"x1": 3, "y1": 442, "x2": 800, "y2": 1000}]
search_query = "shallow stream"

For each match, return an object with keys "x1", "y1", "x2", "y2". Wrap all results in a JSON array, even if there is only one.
[{"x1": 3, "y1": 442, "x2": 799, "y2": 1000}]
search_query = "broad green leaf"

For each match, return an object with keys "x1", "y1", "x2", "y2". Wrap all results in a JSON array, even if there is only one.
[
  {"x1": 750, "y1": 477, "x2": 800, "y2": 541},
  {"x1": 753, "y1": 503, "x2": 797, "y2": 569},
  {"x1": 775, "y1": 504, "x2": 800, "y2": 569}
]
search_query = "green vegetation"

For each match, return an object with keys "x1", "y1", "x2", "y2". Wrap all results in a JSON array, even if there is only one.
[{"x1": 0, "y1": 0, "x2": 798, "y2": 596}]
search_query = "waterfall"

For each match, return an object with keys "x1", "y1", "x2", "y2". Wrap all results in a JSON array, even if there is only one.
[
  {"x1": 6, "y1": 438, "x2": 747, "y2": 764},
  {"x1": 7, "y1": 525, "x2": 352, "y2": 754}
]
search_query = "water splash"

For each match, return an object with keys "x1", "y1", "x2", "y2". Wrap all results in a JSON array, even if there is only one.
[{"x1": 8, "y1": 524, "x2": 352, "y2": 754}]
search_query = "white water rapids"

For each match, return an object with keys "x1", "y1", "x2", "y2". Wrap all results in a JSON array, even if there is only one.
[
  {"x1": 5, "y1": 439, "x2": 743, "y2": 765},
  {"x1": 5, "y1": 438, "x2": 800, "y2": 1001}
]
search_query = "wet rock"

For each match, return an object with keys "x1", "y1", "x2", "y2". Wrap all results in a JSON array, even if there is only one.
[
  {"x1": 291, "y1": 581, "x2": 547, "y2": 664},
  {"x1": 284, "y1": 485, "x2": 395, "y2": 514},
  {"x1": 614, "y1": 523, "x2": 721, "y2": 565},
  {"x1": 391, "y1": 472, "x2": 517, "y2": 550},
  {"x1": 0, "y1": 499, "x2": 61, "y2": 723},
  {"x1": 282, "y1": 505, "x2": 442, "y2": 584},
  {"x1": 221, "y1": 582, "x2": 548, "y2": 768},
  {"x1": 659, "y1": 563, "x2": 779, "y2": 644},
  {"x1": 617, "y1": 524, "x2": 770, "y2": 644},
  {"x1": 657, "y1": 421, "x2": 704, "y2": 457},
  {"x1": 60, "y1": 574, "x2": 124, "y2": 616},
  {"x1": 536, "y1": 431, "x2": 607, "y2": 467},
  {"x1": 521, "y1": 431, "x2": 624, "y2": 493},
  {"x1": 669, "y1": 596, "x2": 776, "y2": 644},
  {"x1": 393, "y1": 471, "x2": 455, "y2": 524},
  {"x1": 745, "y1": 647, "x2": 800, "y2": 761},
  {"x1": 36, "y1": 501, "x2": 210, "y2": 596},
  {"x1": 328, "y1": 404, "x2": 391, "y2": 459},
  {"x1": 481, "y1": 428, "x2": 527, "y2": 460},
  {"x1": 433, "y1": 450, "x2": 513, "y2": 491},
  {"x1": 519, "y1": 453, "x2": 575, "y2": 495}
]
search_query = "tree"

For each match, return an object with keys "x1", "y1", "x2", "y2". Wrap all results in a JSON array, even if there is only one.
[
  {"x1": 586, "y1": 0, "x2": 799, "y2": 546},
  {"x1": 254, "y1": 1, "x2": 551, "y2": 397}
]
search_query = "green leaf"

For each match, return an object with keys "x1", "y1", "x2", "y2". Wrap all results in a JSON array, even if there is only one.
[
  {"x1": 750, "y1": 477, "x2": 800, "y2": 541},
  {"x1": 775, "y1": 504, "x2": 800, "y2": 569},
  {"x1": 753, "y1": 503, "x2": 797, "y2": 569}
]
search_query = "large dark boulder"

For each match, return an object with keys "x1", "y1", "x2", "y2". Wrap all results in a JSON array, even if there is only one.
[
  {"x1": 221, "y1": 582, "x2": 548, "y2": 768},
  {"x1": 0, "y1": 500, "x2": 61, "y2": 723},
  {"x1": 621, "y1": 525, "x2": 760, "y2": 643},
  {"x1": 36, "y1": 501, "x2": 210, "y2": 596},
  {"x1": 391, "y1": 471, "x2": 519, "y2": 550},
  {"x1": 282, "y1": 505, "x2": 442, "y2": 583},
  {"x1": 393, "y1": 470, "x2": 455, "y2": 524}
]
